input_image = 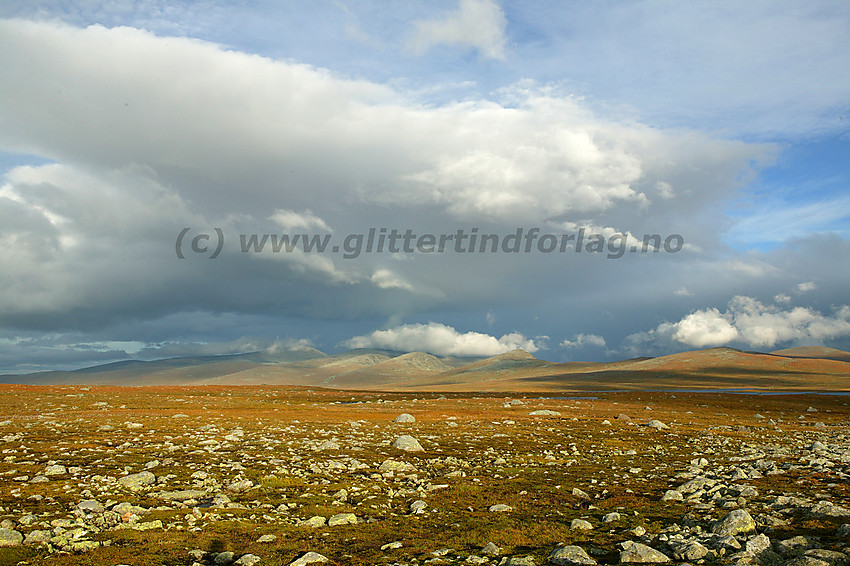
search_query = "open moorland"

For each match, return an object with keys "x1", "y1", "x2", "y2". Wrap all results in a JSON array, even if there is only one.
[{"x1": 0, "y1": 385, "x2": 848, "y2": 566}]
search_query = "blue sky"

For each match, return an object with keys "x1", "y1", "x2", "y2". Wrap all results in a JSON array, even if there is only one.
[{"x1": 0, "y1": 1, "x2": 848, "y2": 372}]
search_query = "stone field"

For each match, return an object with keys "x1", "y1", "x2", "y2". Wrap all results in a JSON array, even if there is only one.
[{"x1": 0, "y1": 385, "x2": 848, "y2": 566}]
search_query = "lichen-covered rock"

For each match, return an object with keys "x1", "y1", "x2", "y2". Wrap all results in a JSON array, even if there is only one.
[
  {"x1": 289, "y1": 552, "x2": 328, "y2": 566},
  {"x1": 0, "y1": 528, "x2": 23, "y2": 547},
  {"x1": 328, "y1": 512, "x2": 356, "y2": 526},
  {"x1": 619, "y1": 542, "x2": 671, "y2": 563},
  {"x1": 549, "y1": 545, "x2": 597, "y2": 565},
  {"x1": 712, "y1": 509, "x2": 757, "y2": 536},
  {"x1": 391, "y1": 435, "x2": 424, "y2": 452},
  {"x1": 118, "y1": 471, "x2": 156, "y2": 490}
]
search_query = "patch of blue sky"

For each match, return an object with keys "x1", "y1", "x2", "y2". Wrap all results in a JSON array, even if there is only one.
[{"x1": 725, "y1": 136, "x2": 850, "y2": 252}]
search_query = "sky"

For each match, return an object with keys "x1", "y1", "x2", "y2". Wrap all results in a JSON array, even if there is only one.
[{"x1": 1, "y1": 0, "x2": 849, "y2": 373}]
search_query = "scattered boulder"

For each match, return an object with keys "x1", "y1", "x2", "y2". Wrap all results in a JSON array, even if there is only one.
[
  {"x1": 234, "y1": 555, "x2": 261, "y2": 566},
  {"x1": 489, "y1": 504, "x2": 513, "y2": 512},
  {"x1": 394, "y1": 413, "x2": 416, "y2": 423},
  {"x1": 529, "y1": 410, "x2": 562, "y2": 417},
  {"x1": 44, "y1": 464, "x2": 67, "y2": 476},
  {"x1": 77, "y1": 499, "x2": 104, "y2": 513},
  {"x1": 118, "y1": 471, "x2": 156, "y2": 490},
  {"x1": 392, "y1": 435, "x2": 424, "y2": 452},
  {"x1": 0, "y1": 528, "x2": 23, "y2": 547},
  {"x1": 289, "y1": 552, "x2": 328, "y2": 566},
  {"x1": 379, "y1": 459, "x2": 417, "y2": 473},
  {"x1": 661, "y1": 490, "x2": 683, "y2": 501},
  {"x1": 410, "y1": 500, "x2": 427, "y2": 514},
  {"x1": 619, "y1": 542, "x2": 671, "y2": 563},
  {"x1": 549, "y1": 545, "x2": 597, "y2": 565},
  {"x1": 328, "y1": 512, "x2": 356, "y2": 526},
  {"x1": 712, "y1": 509, "x2": 757, "y2": 536}
]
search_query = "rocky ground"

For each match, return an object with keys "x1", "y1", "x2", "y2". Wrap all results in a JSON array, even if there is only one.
[{"x1": 0, "y1": 385, "x2": 847, "y2": 566}]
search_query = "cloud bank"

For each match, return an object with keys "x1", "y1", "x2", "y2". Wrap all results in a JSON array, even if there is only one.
[{"x1": 648, "y1": 296, "x2": 850, "y2": 350}]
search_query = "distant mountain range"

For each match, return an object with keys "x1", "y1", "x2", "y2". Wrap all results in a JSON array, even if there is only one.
[{"x1": 2, "y1": 345, "x2": 848, "y2": 391}]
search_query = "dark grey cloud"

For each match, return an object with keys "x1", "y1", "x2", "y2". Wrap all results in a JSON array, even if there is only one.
[{"x1": 0, "y1": 18, "x2": 848, "y2": 372}]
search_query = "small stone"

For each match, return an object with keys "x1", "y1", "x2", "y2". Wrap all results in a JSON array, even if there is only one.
[
  {"x1": 257, "y1": 534, "x2": 276, "y2": 543},
  {"x1": 646, "y1": 420, "x2": 669, "y2": 430},
  {"x1": 381, "y1": 541, "x2": 403, "y2": 550},
  {"x1": 77, "y1": 499, "x2": 104, "y2": 513},
  {"x1": 572, "y1": 488, "x2": 591, "y2": 500},
  {"x1": 529, "y1": 410, "x2": 561, "y2": 417},
  {"x1": 602, "y1": 512, "x2": 620, "y2": 523},
  {"x1": 410, "y1": 500, "x2": 427, "y2": 514},
  {"x1": 394, "y1": 413, "x2": 416, "y2": 423},
  {"x1": 482, "y1": 542, "x2": 501, "y2": 556},
  {"x1": 317, "y1": 440, "x2": 339, "y2": 450},
  {"x1": 215, "y1": 551, "x2": 235, "y2": 565},
  {"x1": 489, "y1": 504, "x2": 513, "y2": 512},
  {"x1": 571, "y1": 519, "x2": 593, "y2": 531}
]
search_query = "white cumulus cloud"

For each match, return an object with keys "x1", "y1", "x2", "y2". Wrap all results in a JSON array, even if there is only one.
[
  {"x1": 343, "y1": 322, "x2": 538, "y2": 357},
  {"x1": 666, "y1": 308, "x2": 740, "y2": 348},
  {"x1": 561, "y1": 334, "x2": 606, "y2": 349},
  {"x1": 408, "y1": 0, "x2": 507, "y2": 59},
  {"x1": 646, "y1": 296, "x2": 850, "y2": 350}
]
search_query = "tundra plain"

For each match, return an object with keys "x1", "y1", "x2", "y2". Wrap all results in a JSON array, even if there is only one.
[{"x1": 0, "y1": 385, "x2": 848, "y2": 566}]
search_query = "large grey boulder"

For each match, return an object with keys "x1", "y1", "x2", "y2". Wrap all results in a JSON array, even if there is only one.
[
  {"x1": 328, "y1": 512, "x2": 356, "y2": 526},
  {"x1": 392, "y1": 435, "x2": 424, "y2": 452},
  {"x1": 289, "y1": 552, "x2": 328, "y2": 566},
  {"x1": 118, "y1": 471, "x2": 156, "y2": 490},
  {"x1": 529, "y1": 410, "x2": 562, "y2": 417},
  {"x1": 619, "y1": 542, "x2": 671, "y2": 563},
  {"x1": 549, "y1": 545, "x2": 597, "y2": 565},
  {"x1": 0, "y1": 528, "x2": 23, "y2": 547},
  {"x1": 712, "y1": 509, "x2": 757, "y2": 536}
]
